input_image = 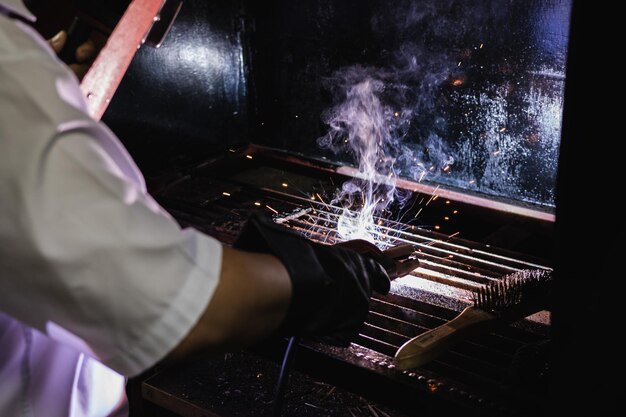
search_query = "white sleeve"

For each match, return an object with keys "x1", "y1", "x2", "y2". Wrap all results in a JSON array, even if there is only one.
[{"x1": 19, "y1": 130, "x2": 223, "y2": 377}]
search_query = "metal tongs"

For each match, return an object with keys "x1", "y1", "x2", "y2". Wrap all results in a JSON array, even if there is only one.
[{"x1": 335, "y1": 241, "x2": 420, "y2": 280}]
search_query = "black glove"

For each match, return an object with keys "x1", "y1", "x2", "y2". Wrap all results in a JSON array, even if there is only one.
[{"x1": 233, "y1": 213, "x2": 391, "y2": 346}]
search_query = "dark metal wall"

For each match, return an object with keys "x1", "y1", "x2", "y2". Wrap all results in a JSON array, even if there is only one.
[
  {"x1": 104, "y1": 0, "x2": 571, "y2": 207},
  {"x1": 552, "y1": 1, "x2": 620, "y2": 414},
  {"x1": 248, "y1": 0, "x2": 572, "y2": 208},
  {"x1": 104, "y1": 0, "x2": 249, "y2": 174}
]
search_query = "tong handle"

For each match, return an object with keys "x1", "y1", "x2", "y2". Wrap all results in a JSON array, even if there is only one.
[
  {"x1": 382, "y1": 244, "x2": 419, "y2": 279},
  {"x1": 383, "y1": 244, "x2": 415, "y2": 260},
  {"x1": 335, "y1": 241, "x2": 419, "y2": 279}
]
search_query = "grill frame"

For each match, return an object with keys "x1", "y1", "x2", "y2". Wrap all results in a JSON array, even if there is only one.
[{"x1": 148, "y1": 145, "x2": 553, "y2": 416}]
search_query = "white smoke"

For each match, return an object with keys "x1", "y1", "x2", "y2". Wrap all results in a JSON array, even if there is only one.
[
  {"x1": 318, "y1": 63, "x2": 455, "y2": 244},
  {"x1": 317, "y1": 0, "x2": 567, "y2": 228},
  {"x1": 318, "y1": 74, "x2": 401, "y2": 242}
]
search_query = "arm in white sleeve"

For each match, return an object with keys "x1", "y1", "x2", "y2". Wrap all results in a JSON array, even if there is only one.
[
  {"x1": 0, "y1": 19, "x2": 292, "y2": 375},
  {"x1": 3, "y1": 127, "x2": 294, "y2": 376},
  {"x1": 16, "y1": 131, "x2": 224, "y2": 375}
]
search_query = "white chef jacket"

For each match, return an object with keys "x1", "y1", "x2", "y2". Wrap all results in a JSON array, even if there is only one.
[{"x1": 0, "y1": 1, "x2": 223, "y2": 416}]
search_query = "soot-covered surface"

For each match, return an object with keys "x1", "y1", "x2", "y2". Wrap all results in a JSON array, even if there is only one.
[{"x1": 143, "y1": 350, "x2": 410, "y2": 417}]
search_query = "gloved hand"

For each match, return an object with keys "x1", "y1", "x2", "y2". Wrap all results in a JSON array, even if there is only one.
[{"x1": 233, "y1": 213, "x2": 391, "y2": 346}]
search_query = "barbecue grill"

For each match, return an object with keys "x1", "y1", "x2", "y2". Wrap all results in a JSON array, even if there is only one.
[
  {"x1": 49, "y1": 0, "x2": 621, "y2": 415},
  {"x1": 129, "y1": 144, "x2": 553, "y2": 416}
]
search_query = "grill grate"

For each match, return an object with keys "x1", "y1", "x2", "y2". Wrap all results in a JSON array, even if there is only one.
[
  {"x1": 156, "y1": 166, "x2": 552, "y2": 416},
  {"x1": 274, "y1": 204, "x2": 550, "y2": 394}
]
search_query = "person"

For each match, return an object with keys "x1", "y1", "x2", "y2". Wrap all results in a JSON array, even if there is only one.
[{"x1": 0, "y1": 1, "x2": 418, "y2": 416}]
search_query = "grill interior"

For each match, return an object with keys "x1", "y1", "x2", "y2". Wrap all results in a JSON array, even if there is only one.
[{"x1": 150, "y1": 146, "x2": 553, "y2": 416}]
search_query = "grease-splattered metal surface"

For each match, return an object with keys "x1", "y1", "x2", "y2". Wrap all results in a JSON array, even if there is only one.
[{"x1": 250, "y1": 0, "x2": 572, "y2": 208}]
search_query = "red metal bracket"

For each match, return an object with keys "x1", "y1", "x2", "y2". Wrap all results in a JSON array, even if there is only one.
[{"x1": 80, "y1": 0, "x2": 165, "y2": 120}]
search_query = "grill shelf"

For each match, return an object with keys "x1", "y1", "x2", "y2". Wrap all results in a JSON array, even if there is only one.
[{"x1": 151, "y1": 153, "x2": 552, "y2": 416}]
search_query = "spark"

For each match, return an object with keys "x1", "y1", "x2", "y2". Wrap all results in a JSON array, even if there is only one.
[
  {"x1": 480, "y1": 43, "x2": 484, "y2": 49},
  {"x1": 453, "y1": 210, "x2": 459, "y2": 214},
  {"x1": 265, "y1": 205, "x2": 278, "y2": 214},
  {"x1": 310, "y1": 195, "x2": 316, "y2": 200},
  {"x1": 222, "y1": 192, "x2": 231, "y2": 197},
  {"x1": 228, "y1": 149, "x2": 236, "y2": 153},
  {"x1": 527, "y1": 132, "x2": 539, "y2": 144},
  {"x1": 394, "y1": 111, "x2": 400, "y2": 117},
  {"x1": 457, "y1": 61, "x2": 462, "y2": 67},
  {"x1": 414, "y1": 207, "x2": 423, "y2": 218},
  {"x1": 315, "y1": 193, "x2": 327, "y2": 205},
  {"x1": 426, "y1": 186, "x2": 439, "y2": 205},
  {"x1": 418, "y1": 171, "x2": 427, "y2": 182},
  {"x1": 425, "y1": 186, "x2": 440, "y2": 206},
  {"x1": 444, "y1": 216, "x2": 450, "y2": 220},
  {"x1": 254, "y1": 202, "x2": 261, "y2": 206},
  {"x1": 499, "y1": 127, "x2": 506, "y2": 133},
  {"x1": 493, "y1": 150, "x2": 501, "y2": 156},
  {"x1": 295, "y1": 115, "x2": 299, "y2": 118},
  {"x1": 452, "y1": 79, "x2": 463, "y2": 86},
  {"x1": 426, "y1": 231, "x2": 459, "y2": 247},
  {"x1": 443, "y1": 165, "x2": 450, "y2": 172},
  {"x1": 281, "y1": 182, "x2": 288, "y2": 188},
  {"x1": 469, "y1": 179, "x2": 476, "y2": 185},
  {"x1": 435, "y1": 225, "x2": 440, "y2": 230},
  {"x1": 445, "y1": 200, "x2": 450, "y2": 204},
  {"x1": 245, "y1": 155, "x2": 253, "y2": 160}
]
